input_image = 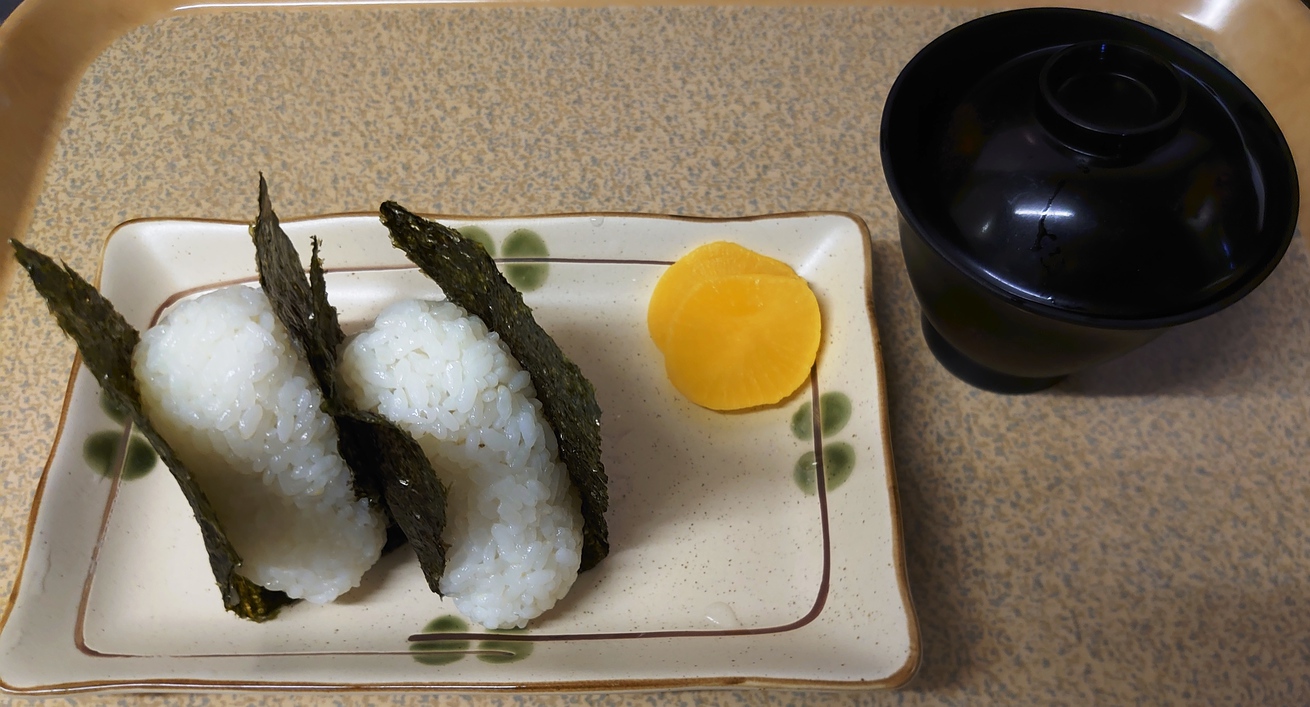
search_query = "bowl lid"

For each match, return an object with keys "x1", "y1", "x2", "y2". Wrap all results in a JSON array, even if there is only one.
[{"x1": 880, "y1": 9, "x2": 1300, "y2": 326}]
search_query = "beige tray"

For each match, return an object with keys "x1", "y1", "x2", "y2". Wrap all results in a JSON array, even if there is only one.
[
  {"x1": 0, "y1": 209, "x2": 915, "y2": 693},
  {"x1": 1, "y1": 0, "x2": 1308, "y2": 704}
]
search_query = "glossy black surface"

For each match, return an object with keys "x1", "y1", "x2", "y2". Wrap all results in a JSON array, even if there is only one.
[
  {"x1": 901, "y1": 217, "x2": 1161, "y2": 390},
  {"x1": 920, "y1": 314, "x2": 1065, "y2": 394},
  {"x1": 938, "y1": 40, "x2": 1268, "y2": 319},
  {"x1": 881, "y1": 8, "x2": 1299, "y2": 391}
]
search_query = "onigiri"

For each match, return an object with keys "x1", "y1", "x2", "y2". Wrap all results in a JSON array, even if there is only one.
[
  {"x1": 133, "y1": 284, "x2": 387, "y2": 604},
  {"x1": 340, "y1": 297, "x2": 584, "y2": 629}
]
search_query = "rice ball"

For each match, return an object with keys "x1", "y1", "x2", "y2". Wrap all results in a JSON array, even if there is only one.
[
  {"x1": 340, "y1": 298, "x2": 583, "y2": 629},
  {"x1": 133, "y1": 285, "x2": 386, "y2": 604}
]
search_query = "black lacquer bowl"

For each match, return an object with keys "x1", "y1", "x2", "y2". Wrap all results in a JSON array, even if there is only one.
[{"x1": 880, "y1": 8, "x2": 1300, "y2": 393}]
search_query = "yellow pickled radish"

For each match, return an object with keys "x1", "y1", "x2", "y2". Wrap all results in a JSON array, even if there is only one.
[
  {"x1": 661, "y1": 272, "x2": 821, "y2": 411},
  {"x1": 647, "y1": 241, "x2": 798, "y2": 350}
]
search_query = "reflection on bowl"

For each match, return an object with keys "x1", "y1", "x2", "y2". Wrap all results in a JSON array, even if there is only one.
[{"x1": 880, "y1": 8, "x2": 1300, "y2": 393}]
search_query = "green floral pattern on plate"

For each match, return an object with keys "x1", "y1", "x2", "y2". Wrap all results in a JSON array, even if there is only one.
[
  {"x1": 411, "y1": 615, "x2": 535, "y2": 665},
  {"x1": 410, "y1": 615, "x2": 472, "y2": 666},
  {"x1": 457, "y1": 226, "x2": 496, "y2": 257},
  {"x1": 85, "y1": 393, "x2": 157, "y2": 480},
  {"x1": 454, "y1": 226, "x2": 550, "y2": 292},
  {"x1": 790, "y1": 391, "x2": 853, "y2": 441},
  {"x1": 501, "y1": 228, "x2": 549, "y2": 292},
  {"x1": 791, "y1": 391, "x2": 854, "y2": 494}
]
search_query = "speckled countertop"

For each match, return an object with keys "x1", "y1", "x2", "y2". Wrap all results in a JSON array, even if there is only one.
[{"x1": 1, "y1": 3, "x2": 1309, "y2": 704}]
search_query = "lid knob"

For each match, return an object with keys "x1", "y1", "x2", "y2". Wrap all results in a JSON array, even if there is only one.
[{"x1": 1037, "y1": 41, "x2": 1186, "y2": 162}]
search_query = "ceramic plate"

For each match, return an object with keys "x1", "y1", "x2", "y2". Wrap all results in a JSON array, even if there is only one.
[{"x1": 0, "y1": 211, "x2": 917, "y2": 693}]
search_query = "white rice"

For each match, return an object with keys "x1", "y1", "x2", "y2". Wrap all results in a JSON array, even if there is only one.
[
  {"x1": 133, "y1": 285, "x2": 387, "y2": 604},
  {"x1": 340, "y1": 298, "x2": 583, "y2": 630}
]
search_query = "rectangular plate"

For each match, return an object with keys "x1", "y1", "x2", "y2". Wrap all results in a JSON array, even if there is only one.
[{"x1": 0, "y1": 211, "x2": 917, "y2": 693}]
